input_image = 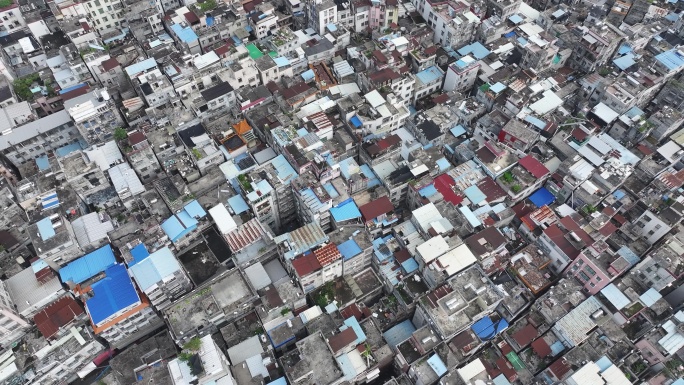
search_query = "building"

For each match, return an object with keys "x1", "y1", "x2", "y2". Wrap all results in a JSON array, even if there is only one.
[
  {"x1": 167, "y1": 335, "x2": 235, "y2": 385},
  {"x1": 128, "y1": 246, "x2": 193, "y2": 310},
  {"x1": 83, "y1": 0, "x2": 125, "y2": 34},
  {"x1": 64, "y1": 88, "x2": 124, "y2": 145},
  {"x1": 0, "y1": 280, "x2": 30, "y2": 347},
  {"x1": 28, "y1": 215, "x2": 81, "y2": 264},
  {"x1": 84, "y1": 263, "x2": 164, "y2": 349},
  {"x1": 291, "y1": 243, "x2": 343, "y2": 293},
  {"x1": 5, "y1": 259, "x2": 65, "y2": 318},
  {"x1": 443, "y1": 55, "x2": 480, "y2": 92}
]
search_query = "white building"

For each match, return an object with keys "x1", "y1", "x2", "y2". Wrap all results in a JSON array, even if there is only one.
[
  {"x1": 83, "y1": 0, "x2": 125, "y2": 34},
  {"x1": 128, "y1": 246, "x2": 193, "y2": 310},
  {"x1": 168, "y1": 335, "x2": 235, "y2": 385},
  {"x1": 0, "y1": 281, "x2": 29, "y2": 347},
  {"x1": 443, "y1": 56, "x2": 480, "y2": 92},
  {"x1": 307, "y1": 0, "x2": 337, "y2": 35}
]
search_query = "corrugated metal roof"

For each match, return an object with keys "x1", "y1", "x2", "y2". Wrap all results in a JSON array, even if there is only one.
[
  {"x1": 227, "y1": 194, "x2": 250, "y2": 214},
  {"x1": 330, "y1": 199, "x2": 361, "y2": 222},
  {"x1": 129, "y1": 243, "x2": 149, "y2": 266},
  {"x1": 552, "y1": 296, "x2": 603, "y2": 347},
  {"x1": 6, "y1": 263, "x2": 63, "y2": 315},
  {"x1": 338, "y1": 239, "x2": 362, "y2": 260},
  {"x1": 184, "y1": 200, "x2": 206, "y2": 218},
  {"x1": 86, "y1": 264, "x2": 141, "y2": 326},
  {"x1": 129, "y1": 247, "x2": 182, "y2": 292},
  {"x1": 209, "y1": 203, "x2": 237, "y2": 235},
  {"x1": 640, "y1": 288, "x2": 662, "y2": 307},
  {"x1": 464, "y1": 185, "x2": 487, "y2": 205},
  {"x1": 383, "y1": 319, "x2": 416, "y2": 348},
  {"x1": 59, "y1": 244, "x2": 116, "y2": 285},
  {"x1": 227, "y1": 335, "x2": 263, "y2": 364},
  {"x1": 244, "y1": 263, "x2": 271, "y2": 290},
  {"x1": 36, "y1": 217, "x2": 55, "y2": 241},
  {"x1": 108, "y1": 162, "x2": 145, "y2": 195},
  {"x1": 600, "y1": 284, "x2": 630, "y2": 310},
  {"x1": 427, "y1": 354, "x2": 448, "y2": 376},
  {"x1": 71, "y1": 212, "x2": 114, "y2": 248}
]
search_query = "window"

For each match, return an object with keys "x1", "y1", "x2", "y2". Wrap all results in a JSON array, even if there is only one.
[
  {"x1": 579, "y1": 272, "x2": 590, "y2": 281},
  {"x1": 585, "y1": 266, "x2": 596, "y2": 276},
  {"x1": 589, "y1": 282, "x2": 596, "y2": 288}
]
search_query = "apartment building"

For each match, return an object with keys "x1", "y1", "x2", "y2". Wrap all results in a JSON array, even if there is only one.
[
  {"x1": 83, "y1": 0, "x2": 125, "y2": 34},
  {"x1": 64, "y1": 88, "x2": 124, "y2": 145},
  {"x1": 128, "y1": 246, "x2": 193, "y2": 310}
]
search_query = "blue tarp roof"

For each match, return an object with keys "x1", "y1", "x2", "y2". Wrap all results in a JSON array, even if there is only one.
[
  {"x1": 323, "y1": 182, "x2": 339, "y2": 198},
  {"x1": 228, "y1": 194, "x2": 250, "y2": 214},
  {"x1": 129, "y1": 243, "x2": 150, "y2": 266},
  {"x1": 330, "y1": 199, "x2": 361, "y2": 222},
  {"x1": 338, "y1": 239, "x2": 362, "y2": 260},
  {"x1": 471, "y1": 316, "x2": 509, "y2": 340},
  {"x1": 504, "y1": 31, "x2": 516, "y2": 38},
  {"x1": 170, "y1": 23, "x2": 198, "y2": 43},
  {"x1": 618, "y1": 43, "x2": 633, "y2": 55},
  {"x1": 59, "y1": 244, "x2": 116, "y2": 284},
  {"x1": 613, "y1": 189, "x2": 625, "y2": 200},
  {"x1": 86, "y1": 264, "x2": 140, "y2": 325},
  {"x1": 36, "y1": 217, "x2": 55, "y2": 240},
  {"x1": 464, "y1": 185, "x2": 487, "y2": 205},
  {"x1": 517, "y1": 37, "x2": 528, "y2": 46},
  {"x1": 451, "y1": 125, "x2": 466, "y2": 137},
  {"x1": 427, "y1": 355, "x2": 448, "y2": 376},
  {"x1": 36, "y1": 156, "x2": 49, "y2": 171},
  {"x1": 383, "y1": 319, "x2": 416, "y2": 348},
  {"x1": 493, "y1": 374, "x2": 512, "y2": 385},
  {"x1": 550, "y1": 340, "x2": 564, "y2": 356},
  {"x1": 529, "y1": 187, "x2": 555, "y2": 207},
  {"x1": 613, "y1": 54, "x2": 636, "y2": 70},
  {"x1": 350, "y1": 115, "x2": 362, "y2": 128}
]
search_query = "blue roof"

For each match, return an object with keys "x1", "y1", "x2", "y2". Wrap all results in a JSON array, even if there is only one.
[
  {"x1": 613, "y1": 54, "x2": 636, "y2": 70},
  {"x1": 59, "y1": 244, "x2": 116, "y2": 284},
  {"x1": 415, "y1": 66, "x2": 443, "y2": 85},
  {"x1": 595, "y1": 356, "x2": 612, "y2": 372},
  {"x1": 56, "y1": 142, "x2": 82, "y2": 157},
  {"x1": 350, "y1": 115, "x2": 362, "y2": 128},
  {"x1": 529, "y1": 187, "x2": 555, "y2": 208},
  {"x1": 274, "y1": 57, "x2": 290, "y2": 67},
  {"x1": 129, "y1": 247, "x2": 182, "y2": 291},
  {"x1": 464, "y1": 185, "x2": 487, "y2": 205},
  {"x1": 419, "y1": 184, "x2": 438, "y2": 198},
  {"x1": 206, "y1": 15, "x2": 214, "y2": 26},
  {"x1": 301, "y1": 69, "x2": 315, "y2": 81},
  {"x1": 437, "y1": 157, "x2": 450, "y2": 170},
  {"x1": 471, "y1": 316, "x2": 509, "y2": 340},
  {"x1": 490, "y1": 82, "x2": 507, "y2": 93},
  {"x1": 359, "y1": 164, "x2": 380, "y2": 187},
  {"x1": 401, "y1": 258, "x2": 419, "y2": 273},
  {"x1": 124, "y1": 57, "x2": 157, "y2": 76},
  {"x1": 451, "y1": 125, "x2": 466, "y2": 137},
  {"x1": 338, "y1": 239, "x2": 362, "y2": 260},
  {"x1": 129, "y1": 243, "x2": 150, "y2": 266},
  {"x1": 672, "y1": 380, "x2": 684, "y2": 385},
  {"x1": 266, "y1": 377, "x2": 287, "y2": 385},
  {"x1": 86, "y1": 264, "x2": 140, "y2": 325},
  {"x1": 36, "y1": 155, "x2": 49, "y2": 171},
  {"x1": 323, "y1": 182, "x2": 339, "y2": 198},
  {"x1": 550, "y1": 340, "x2": 564, "y2": 356},
  {"x1": 493, "y1": 374, "x2": 512, "y2": 385},
  {"x1": 170, "y1": 23, "x2": 198, "y2": 43},
  {"x1": 640, "y1": 288, "x2": 662, "y2": 307},
  {"x1": 383, "y1": 319, "x2": 416, "y2": 348},
  {"x1": 656, "y1": 49, "x2": 684, "y2": 71},
  {"x1": 618, "y1": 43, "x2": 633, "y2": 55},
  {"x1": 613, "y1": 189, "x2": 625, "y2": 200},
  {"x1": 228, "y1": 194, "x2": 250, "y2": 214},
  {"x1": 330, "y1": 199, "x2": 361, "y2": 222},
  {"x1": 184, "y1": 200, "x2": 206, "y2": 219},
  {"x1": 342, "y1": 316, "x2": 366, "y2": 344},
  {"x1": 36, "y1": 217, "x2": 56, "y2": 240},
  {"x1": 600, "y1": 283, "x2": 630, "y2": 309},
  {"x1": 517, "y1": 37, "x2": 528, "y2": 46},
  {"x1": 327, "y1": 23, "x2": 338, "y2": 32},
  {"x1": 337, "y1": 353, "x2": 356, "y2": 380},
  {"x1": 161, "y1": 215, "x2": 196, "y2": 242},
  {"x1": 617, "y1": 246, "x2": 640, "y2": 265},
  {"x1": 460, "y1": 206, "x2": 481, "y2": 227},
  {"x1": 271, "y1": 155, "x2": 297, "y2": 184},
  {"x1": 509, "y1": 14, "x2": 524, "y2": 24},
  {"x1": 504, "y1": 31, "x2": 516, "y2": 38},
  {"x1": 300, "y1": 188, "x2": 326, "y2": 212},
  {"x1": 427, "y1": 355, "x2": 448, "y2": 376},
  {"x1": 58, "y1": 82, "x2": 87, "y2": 95},
  {"x1": 524, "y1": 115, "x2": 546, "y2": 129},
  {"x1": 457, "y1": 42, "x2": 491, "y2": 60}
]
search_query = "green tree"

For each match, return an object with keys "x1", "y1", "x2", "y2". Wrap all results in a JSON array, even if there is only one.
[
  {"x1": 183, "y1": 337, "x2": 202, "y2": 351},
  {"x1": 113, "y1": 127, "x2": 127, "y2": 141},
  {"x1": 12, "y1": 74, "x2": 40, "y2": 101}
]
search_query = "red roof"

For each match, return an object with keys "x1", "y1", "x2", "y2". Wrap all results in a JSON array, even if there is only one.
[
  {"x1": 637, "y1": 144, "x2": 653, "y2": 155},
  {"x1": 128, "y1": 131, "x2": 146, "y2": 146},
  {"x1": 518, "y1": 155, "x2": 550, "y2": 178},
  {"x1": 495, "y1": 357, "x2": 518, "y2": 382},
  {"x1": 291, "y1": 253, "x2": 322, "y2": 277},
  {"x1": 34, "y1": 296, "x2": 84, "y2": 339},
  {"x1": 184, "y1": 11, "x2": 200, "y2": 24},
  {"x1": 214, "y1": 44, "x2": 230, "y2": 56},
  {"x1": 432, "y1": 94, "x2": 449, "y2": 104},
  {"x1": 531, "y1": 338, "x2": 552, "y2": 357},
  {"x1": 372, "y1": 50, "x2": 388, "y2": 63},
  {"x1": 548, "y1": 358, "x2": 570, "y2": 379},
  {"x1": 328, "y1": 328, "x2": 357, "y2": 353},
  {"x1": 101, "y1": 57, "x2": 120, "y2": 72},
  {"x1": 433, "y1": 174, "x2": 463, "y2": 205},
  {"x1": 314, "y1": 243, "x2": 341, "y2": 266},
  {"x1": 477, "y1": 177, "x2": 507, "y2": 202},
  {"x1": 559, "y1": 216, "x2": 593, "y2": 245},
  {"x1": 394, "y1": 248, "x2": 411, "y2": 263},
  {"x1": 598, "y1": 222, "x2": 618, "y2": 237},
  {"x1": 512, "y1": 324, "x2": 537, "y2": 347},
  {"x1": 61, "y1": 85, "x2": 91, "y2": 101},
  {"x1": 341, "y1": 304, "x2": 363, "y2": 321},
  {"x1": 359, "y1": 196, "x2": 394, "y2": 222},
  {"x1": 570, "y1": 128, "x2": 588, "y2": 142}
]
